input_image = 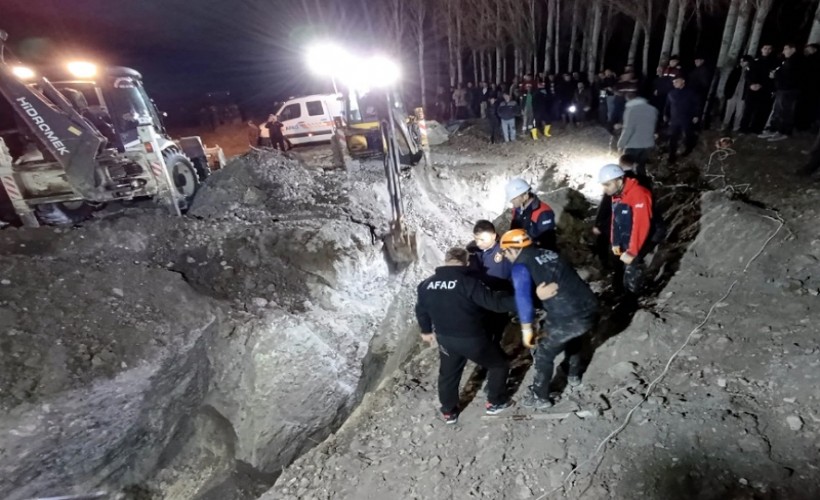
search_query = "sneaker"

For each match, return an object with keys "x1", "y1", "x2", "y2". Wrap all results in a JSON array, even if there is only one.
[
  {"x1": 485, "y1": 401, "x2": 513, "y2": 415},
  {"x1": 441, "y1": 411, "x2": 459, "y2": 425},
  {"x1": 519, "y1": 390, "x2": 554, "y2": 410},
  {"x1": 757, "y1": 130, "x2": 776, "y2": 139},
  {"x1": 568, "y1": 375, "x2": 582, "y2": 387},
  {"x1": 768, "y1": 133, "x2": 788, "y2": 142}
]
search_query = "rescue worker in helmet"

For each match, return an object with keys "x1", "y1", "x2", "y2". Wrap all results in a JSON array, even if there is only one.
[
  {"x1": 500, "y1": 229, "x2": 599, "y2": 409},
  {"x1": 598, "y1": 164, "x2": 655, "y2": 302},
  {"x1": 505, "y1": 178, "x2": 557, "y2": 251}
]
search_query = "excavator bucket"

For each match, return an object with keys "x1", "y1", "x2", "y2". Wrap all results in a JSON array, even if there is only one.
[{"x1": 384, "y1": 220, "x2": 418, "y2": 266}]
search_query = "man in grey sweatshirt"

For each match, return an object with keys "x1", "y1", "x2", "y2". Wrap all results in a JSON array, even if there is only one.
[{"x1": 617, "y1": 91, "x2": 658, "y2": 176}]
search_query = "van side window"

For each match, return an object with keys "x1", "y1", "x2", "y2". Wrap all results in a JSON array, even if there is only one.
[
  {"x1": 280, "y1": 103, "x2": 301, "y2": 121},
  {"x1": 306, "y1": 101, "x2": 324, "y2": 117}
]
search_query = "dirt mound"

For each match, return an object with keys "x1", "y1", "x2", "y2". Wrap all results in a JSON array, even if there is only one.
[{"x1": 189, "y1": 150, "x2": 322, "y2": 220}]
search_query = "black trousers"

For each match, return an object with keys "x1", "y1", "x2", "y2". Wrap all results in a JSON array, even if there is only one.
[
  {"x1": 437, "y1": 335, "x2": 510, "y2": 412},
  {"x1": 741, "y1": 90, "x2": 773, "y2": 133},
  {"x1": 667, "y1": 123, "x2": 696, "y2": 161},
  {"x1": 614, "y1": 257, "x2": 646, "y2": 296},
  {"x1": 271, "y1": 135, "x2": 287, "y2": 151},
  {"x1": 531, "y1": 322, "x2": 593, "y2": 398},
  {"x1": 624, "y1": 148, "x2": 651, "y2": 177},
  {"x1": 769, "y1": 90, "x2": 800, "y2": 135}
]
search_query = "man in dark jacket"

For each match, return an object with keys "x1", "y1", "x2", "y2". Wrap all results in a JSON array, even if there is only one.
[
  {"x1": 759, "y1": 44, "x2": 801, "y2": 142},
  {"x1": 743, "y1": 44, "x2": 778, "y2": 133},
  {"x1": 723, "y1": 56, "x2": 752, "y2": 132},
  {"x1": 501, "y1": 229, "x2": 599, "y2": 409},
  {"x1": 534, "y1": 83, "x2": 554, "y2": 137},
  {"x1": 486, "y1": 95, "x2": 501, "y2": 144},
  {"x1": 468, "y1": 220, "x2": 513, "y2": 345},
  {"x1": 416, "y1": 247, "x2": 518, "y2": 424},
  {"x1": 497, "y1": 93, "x2": 520, "y2": 142},
  {"x1": 664, "y1": 75, "x2": 701, "y2": 163},
  {"x1": 689, "y1": 57, "x2": 712, "y2": 103},
  {"x1": 505, "y1": 178, "x2": 557, "y2": 251}
]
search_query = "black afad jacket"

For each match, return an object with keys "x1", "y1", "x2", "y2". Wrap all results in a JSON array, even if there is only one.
[{"x1": 416, "y1": 265, "x2": 517, "y2": 338}]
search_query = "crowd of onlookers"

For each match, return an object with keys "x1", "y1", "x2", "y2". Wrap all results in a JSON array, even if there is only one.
[{"x1": 431, "y1": 43, "x2": 820, "y2": 170}]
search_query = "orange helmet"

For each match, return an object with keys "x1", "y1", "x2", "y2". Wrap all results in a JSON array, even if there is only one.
[{"x1": 500, "y1": 229, "x2": 532, "y2": 249}]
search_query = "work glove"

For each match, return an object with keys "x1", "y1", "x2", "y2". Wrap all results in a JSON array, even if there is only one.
[
  {"x1": 612, "y1": 246, "x2": 623, "y2": 256},
  {"x1": 521, "y1": 323, "x2": 538, "y2": 349}
]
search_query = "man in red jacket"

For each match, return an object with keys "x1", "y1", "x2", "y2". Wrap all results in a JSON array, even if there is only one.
[{"x1": 598, "y1": 164, "x2": 654, "y2": 299}]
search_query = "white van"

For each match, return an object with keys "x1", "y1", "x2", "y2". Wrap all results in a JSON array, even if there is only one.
[{"x1": 275, "y1": 93, "x2": 343, "y2": 146}]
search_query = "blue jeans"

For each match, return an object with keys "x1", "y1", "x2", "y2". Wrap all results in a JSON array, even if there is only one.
[{"x1": 502, "y1": 119, "x2": 516, "y2": 142}]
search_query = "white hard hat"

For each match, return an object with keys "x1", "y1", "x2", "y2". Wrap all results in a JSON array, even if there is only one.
[
  {"x1": 505, "y1": 178, "x2": 531, "y2": 202},
  {"x1": 598, "y1": 164, "x2": 625, "y2": 183}
]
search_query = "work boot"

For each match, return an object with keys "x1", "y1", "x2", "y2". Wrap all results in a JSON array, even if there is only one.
[
  {"x1": 530, "y1": 128, "x2": 539, "y2": 140},
  {"x1": 543, "y1": 125, "x2": 552, "y2": 137},
  {"x1": 567, "y1": 375, "x2": 582, "y2": 387},
  {"x1": 519, "y1": 387, "x2": 553, "y2": 410}
]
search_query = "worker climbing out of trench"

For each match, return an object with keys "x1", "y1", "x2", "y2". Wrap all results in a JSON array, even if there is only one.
[{"x1": 500, "y1": 229, "x2": 600, "y2": 410}]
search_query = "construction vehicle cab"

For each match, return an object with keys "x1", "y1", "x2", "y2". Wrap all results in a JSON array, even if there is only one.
[
  {"x1": 0, "y1": 29, "x2": 217, "y2": 226},
  {"x1": 341, "y1": 87, "x2": 423, "y2": 166}
]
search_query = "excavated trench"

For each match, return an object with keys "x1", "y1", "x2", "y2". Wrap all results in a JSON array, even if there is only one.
[{"x1": 0, "y1": 128, "x2": 734, "y2": 500}]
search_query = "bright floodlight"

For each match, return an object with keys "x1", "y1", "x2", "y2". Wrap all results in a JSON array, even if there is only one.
[
  {"x1": 568, "y1": 105, "x2": 577, "y2": 113},
  {"x1": 66, "y1": 61, "x2": 97, "y2": 78},
  {"x1": 306, "y1": 42, "x2": 351, "y2": 77},
  {"x1": 12, "y1": 66, "x2": 35, "y2": 80},
  {"x1": 366, "y1": 56, "x2": 401, "y2": 88}
]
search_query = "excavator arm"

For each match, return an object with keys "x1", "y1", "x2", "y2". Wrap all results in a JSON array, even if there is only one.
[{"x1": 0, "y1": 31, "x2": 106, "y2": 199}]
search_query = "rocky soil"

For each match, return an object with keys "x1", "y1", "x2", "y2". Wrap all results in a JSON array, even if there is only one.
[
  {"x1": 2, "y1": 122, "x2": 818, "y2": 500},
  {"x1": 267, "y1": 127, "x2": 820, "y2": 500}
]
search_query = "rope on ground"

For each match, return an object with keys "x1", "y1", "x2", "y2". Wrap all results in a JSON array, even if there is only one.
[
  {"x1": 533, "y1": 209, "x2": 784, "y2": 500},
  {"x1": 703, "y1": 147, "x2": 752, "y2": 195}
]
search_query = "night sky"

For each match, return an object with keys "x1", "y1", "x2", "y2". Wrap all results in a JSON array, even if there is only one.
[
  {"x1": 1, "y1": 0, "x2": 815, "y2": 121},
  {"x1": 0, "y1": 0, "x2": 377, "y2": 117}
]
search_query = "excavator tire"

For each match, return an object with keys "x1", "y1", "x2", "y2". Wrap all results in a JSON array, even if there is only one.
[
  {"x1": 163, "y1": 149, "x2": 201, "y2": 205},
  {"x1": 191, "y1": 156, "x2": 212, "y2": 182}
]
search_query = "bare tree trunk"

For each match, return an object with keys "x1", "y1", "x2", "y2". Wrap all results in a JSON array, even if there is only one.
[
  {"x1": 568, "y1": 0, "x2": 579, "y2": 72},
  {"x1": 587, "y1": 0, "x2": 603, "y2": 82},
  {"x1": 627, "y1": 20, "x2": 641, "y2": 67},
  {"x1": 642, "y1": 21, "x2": 652, "y2": 77},
  {"x1": 417, "y1": 6, "x2": 426, "y2": 109},
  {"x1": 555, "y1": 0, "x2": 561, "y2": 74},
  {"x1": 671, "y1": 0, "x2": 687, "y2": 57},
  {"x1": 544, "y1": 0, "x2": 555, "y2": 73},
  {"x1": 456, "y1": 13, "x2": 464, "y2": 84},
  {"x1": 719, "y1": 0, "x2": 753, "y2": 95},
  {"x1": 530, "y1": 0, "x2": 538, "y2": 74},
  {"x1": 599, "y1": 4, "x2": 610, "y2": 71},
  {"x1": 659, "y1": 0, "x2": 680, "y2": 65},
  {"x1": 393, "y1": 0, "x2": 402, "y2": 53},
  {"x1": 811, "y1": 0, "x2": 820, "y2": 44},
  {"x1": 580, "y1": 6, "x2": 590, "y2": 73},
  {"x1": 503, "y1": 56, "x2": 508, "y2": 83},
  {"x1": 514, "y1": 47, "x2": 521, "y2": 78},
  {"x1": 495, "y1": 2, "x2": 503, "y2": 85},
  {"x1": 727, "y1": 0, "x2": 752, "y2": 67},
  {"x1": 447, "y1": 0, "x2": 456, "y2": 86},
  {"x1": 480, "y1": 50, "x2": 487, "y2": 83},
  {"x1": 746, "y1": 0, "x2": 774, "y2": 55},
  {"x1": 717, "y1": 0, "x2": 740, "y2": 68},
  {"x1": 472, "y1": 50, "x2": 479, "y2": 84}
]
